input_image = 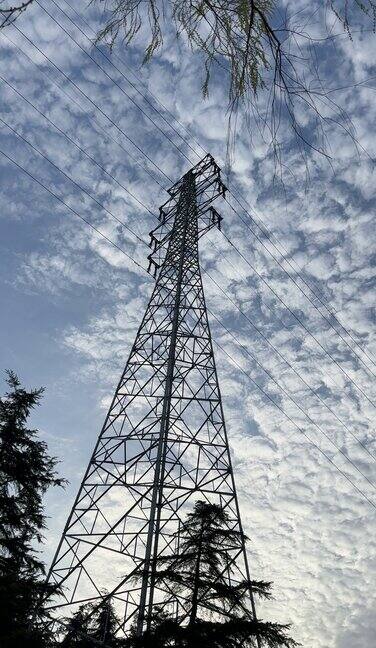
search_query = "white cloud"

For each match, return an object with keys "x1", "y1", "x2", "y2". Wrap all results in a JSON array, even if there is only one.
[{"x1": 1, "y1": 1, "x2": 375, "y2": 646}]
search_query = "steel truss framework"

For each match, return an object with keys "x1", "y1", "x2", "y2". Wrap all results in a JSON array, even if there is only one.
[{"x1": 46, "y1": 155, "x2": 256, "y2": 638}]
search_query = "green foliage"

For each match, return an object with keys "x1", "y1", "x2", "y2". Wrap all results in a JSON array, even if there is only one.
[
  {"x1": 61, "y1": 605, "x2": 94, "y2": 648},
  {"x1": 94, "y1": 0, "x2": 376, "y2": 105},
  {"x1": 93, "y1": 0, "x2": 376, "y2": 171},
  {"x1": 329, "y1": 0, "x2": 376, "y2": 36},
  {"x1": 95, "y1": 0, "x2": 275, "y2": 104},
  {"x1": 91, "y1": 599, "x2": 122, "y2": 645},
  {"x1": 0, "y1": 370, "x2": 64, "y2": 648},
  {"x1": 150, "y1": 501, "x2": 269, "y2": 623},
  {"x1": 1, "y1": 1, "x2": 376, "y2": 168}
]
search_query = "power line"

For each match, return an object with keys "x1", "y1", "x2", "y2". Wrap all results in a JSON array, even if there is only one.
[
  {"x1": 225, "y1": 194, "x2": 376, "y2": 378},
  {"x1": 0, "y1": 29, "x2": 166, "y2": 193},
  {"x1": 2, "y1": 17, "x2": 374, "y2": 502},
  {"x1": 2, "y1": 143, "x2": 374, "y2": 511},
  {"x1": 208, "y1": 307, "x2": 376, "y2": 485},
  {"x1": 227, "y1": 191, "x2": 333, "y2": 307},
  {"x1": 213, "y1": 336, "x2": 376, "y2": 511},
  {"x1": 59, "y1": 0, "x2": 205, "y2": 162},
  {"x1": 207, "y1": 236, "x2": 346, "y2": 404},
  {"x1": 37, "y1": 0, "x2": 195, "y2": 167},
  {"x1": 4, "y1": 79, "x2": 374, "y2": 468},
  {"x1": 58, "y1": 0, "x2": 375, "y2": 378},
  {"x1": 62, "y1": 0, "x2": 207, "y2": 159},
  {"x1": 4, "y1": 60, "x2": 374, "y2": 471},
  {"x1": 21, "y1": 0, "x2": 370, "y2": 395},
  {"x1": 203, "y1": 266, "x2": 375, "y2": 453},
  {"x1": 64, "y1": 0, "x2": 374, "y2": 376},
  {"x1": 11, "y1": 23, "x2": 172, "y2": 184},
  {"x1": 218, "y1": 228, "x2": 376, "y2": 410},
  {"x1": 228, "y1": 185, "x2": 376, "y2": 366},
  {"x1": 4, "y1": 89, "x2": 373, "y2": 466},
  {"x1": 0, "y1": 116, "x2": 150, "y2": 248},
  {"x1": 0, "y1": 146, "x2": 147, "y2": 274},
  {"x1": 0, "y1": 72, "x2": 157, "y2": 219}
]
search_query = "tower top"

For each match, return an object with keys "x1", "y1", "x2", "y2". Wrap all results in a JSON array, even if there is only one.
[{"x1": 147, "y1": 154, "x2": 226, "y2": 276}]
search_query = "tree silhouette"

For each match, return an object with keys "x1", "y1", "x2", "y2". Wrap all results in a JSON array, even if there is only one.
[
  {"x1": 61, "y1": 597, "x2": 125, "y2": 647},
  {"x1": 91, "y1": 598, "x2": 124, "y2": 647},
  {"x1": 61, "y1": 604, "x2": 94, "y2": 648},
  {"x1": 127, "y1": 500, "x2": 298, "y2": 648},
  {"x1": 0, "y1": 370, "x2": 64, "y2": 648}
]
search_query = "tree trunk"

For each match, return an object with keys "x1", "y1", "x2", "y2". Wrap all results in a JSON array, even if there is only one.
[{"x1": 189, "y1": 522, "x2": 204, "y2": 626}]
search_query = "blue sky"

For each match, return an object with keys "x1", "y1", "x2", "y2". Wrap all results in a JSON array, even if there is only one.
[{"x1": 1, "y1": 1, "x2": 376, "y2": 646}]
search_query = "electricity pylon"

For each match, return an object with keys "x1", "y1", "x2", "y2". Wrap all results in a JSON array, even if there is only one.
[{"x1": 45, "y1": 155, "x2": 257, "y2": 638}]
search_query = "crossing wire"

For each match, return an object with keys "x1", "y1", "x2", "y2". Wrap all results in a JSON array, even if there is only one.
[
  {"x1": 204, "y1": 266, "x2": 375, "y2": 457},
  {"x1": 213, "y1": 337, "x2": 376, "y2": 512},
  {"x1": 2, "y1": 30, "x2": 374, "y2": 430},
  {"x1": 59, "y1": 0, "x2": 204, "y2": 162},
  {"x1": 218, "y1": 228, "x2": 376, "y2": 410},
  {"x1": 37, "y1": 0, "x2": 194, "y2": 166},
  {"x1": 204, "y1": 241, "x2": 375, "y2": 458},
  {"x1": 41, "y1": 0, "x2": 376, "y2": 384},
  {"x1": 11, "y1": 0, "x2": 374, "y2": 388},
  {"x1": 2, "y1": 144, "x2": 375, "y2": 511},
  {"x1": 58, "y1": 0, "x2": 376, "y2": 375},
  {"x1": 0, "y1": 30, "x2": 166, "y2": 193},
  {"x1": 0, "y1": 73, "x2": 157, "y2": 220},
  {"x1": 11, "y1": 23, "x2": 172, "y2": 184},
  {"x1": 0, "y1": 147, "x2": 147, "y2": 273},
  {"x1": 0, "y1": 116, "x2": 149, "y2": 248},
  {"x1": 3, "y1": 3, "x2": 376, "y2": 486},
  {"x1": 2, "y1": 72, "x2": 373, "y2": 459},
  {"x1": 2, "y1": 81, "x2": 373, "y2": 466},
  {"x1": 208, "y1": 307, "x2": 376, "y2": 478},
  {"x1": 55, "y1": 0, "x2": 375, "y2": 376},
  {"x1": 224, "y1": 194, "x2": 376, "y2": 378}
]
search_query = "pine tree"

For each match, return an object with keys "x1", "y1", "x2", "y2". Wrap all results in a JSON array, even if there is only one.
[
  {"x1": 91, "y1": 599, "x2": 124, "y2": 647},
  {"x1": 128, "y1": 501, "x2": 298, "y2": 647},
  {"x1": 61, "y1": 604, "x2": 96, "y2": 648},
  {"x1": 0, "y1": 370, "x2": 64, "y2": 648},
  {"x1": 61, "y1": 598, "x2": 125, "y2": 647}
]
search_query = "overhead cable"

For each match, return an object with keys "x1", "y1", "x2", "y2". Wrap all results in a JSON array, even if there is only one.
[
  {"x1": 3, "y1": 143, "x2": 374, "y2": 511},
  {"x1": 225, "y1": 194, "x2": 376, "y2": 378},
  {"x1": 0, "y1": 73, "x2": 157, "y2": 218},
  {"x1": 219, "y1": 229, "x2": 376, "y2": 410},
  {"x1": 37, "y1": 0, "x2": 194, "y2": 166},
  {"x1": 0, "y1": 116, "x2": 149, "y2": 248},
  {"x1": 213, "y1": 337, "x2": 376, "y2": 512},
  {"x1": 209, "y1": 307, "x2": 376, "y2": 478},
  {"x1": 1, "y1": 29, "x2": 166, "y2": 192},
  {"x1": 59, "y1": 0, "x2": 205, "y2": 161},
  {"x1": 57, "y1": 0, "x2": 374, "y2": 379},
  {"x1": 204, "y1": 266, "x2": 375, "y2": 456},
  {"x1": 0, "y1": 147, "x2": 147, "y2": 274},
  {"x1": 12, "y1": 23, "x2": 172, "y2": 184}
]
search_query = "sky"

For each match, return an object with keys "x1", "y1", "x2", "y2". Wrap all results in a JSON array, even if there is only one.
[{"x1": 0, "y1": 1, "x2": 376, "y2": 646}]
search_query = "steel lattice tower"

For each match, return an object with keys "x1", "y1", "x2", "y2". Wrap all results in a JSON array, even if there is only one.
[{"x1": 45, "y1": 155, "x2": 257, "y2": 638}]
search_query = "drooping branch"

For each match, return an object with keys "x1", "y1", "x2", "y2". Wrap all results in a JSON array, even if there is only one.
[
  {"x1": 1, "y1": 0, "x2": 375, "y2": 177},
  {"x1": 93, "y1": 1, "x2": 376, "y2": 178},
  {"x1": 0, "y1": 0, "x2": 34, "y2": 28}
]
